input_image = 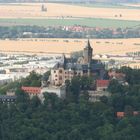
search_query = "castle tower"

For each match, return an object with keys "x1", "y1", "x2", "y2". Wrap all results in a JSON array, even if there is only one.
[{"x1": 83, "y1": 40, "x2": 93, "y2": 64}]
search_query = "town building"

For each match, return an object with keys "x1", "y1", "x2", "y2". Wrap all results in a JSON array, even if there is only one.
[
  {"x1": 89, "y1": 90, "x2": 110, "y2": 102},
  {"x1": 117, "y1": 111, "x2": 139, "y2": 119},
  {"x1": 96, "y1": 80, "x2": 110, "y2": 91},
  {"x1": 21, "y1": 86, "x2": 44, "y2": 101},
  {"x1": 108, "y1": 70, "x2": 126, "y2": 84},
  {"x1": 0, "y1": 95, "x2": 16, "y2": 104},
  {"x1": 0, "y1": 91, "x2": 16, "y2": 103},
  {"x1": 21, "y1": 86, "x2": 66, "y2": 101},
  {"x1": 41, "y1": 86, "x2": 66, "y2": 98}
]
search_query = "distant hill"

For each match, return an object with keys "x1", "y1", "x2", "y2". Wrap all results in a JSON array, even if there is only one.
[
  {"x1": 0, "y1": 0, "x2": 140, "y2": 3},
  {"x1": 91, "y1": 0, "x2": 140, "y2": 2},
  {"x1": 58, "y1": 0, "x2": 140, "y2": 3}
]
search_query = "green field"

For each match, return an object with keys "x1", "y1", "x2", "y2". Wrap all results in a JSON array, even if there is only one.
[{"x1": 0, "y1": 18, "x2": 140, "y2": 28}]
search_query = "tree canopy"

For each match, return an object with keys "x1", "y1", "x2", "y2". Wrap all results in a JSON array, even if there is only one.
[{"x1": 0, "y1": 68, "x2": 140, "y2": 140}]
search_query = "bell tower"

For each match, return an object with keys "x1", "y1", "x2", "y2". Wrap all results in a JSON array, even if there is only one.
[{"x1": 83, "y1": 40, "x2": 93, "y2": 64}]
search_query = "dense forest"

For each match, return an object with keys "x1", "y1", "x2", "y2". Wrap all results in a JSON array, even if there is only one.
[
  {"x1": 0, "y1": 26, "x2": 140, "y2": 39},
  {"x1": 0, "y1": 67, "x2": 140, "y2": 140}
]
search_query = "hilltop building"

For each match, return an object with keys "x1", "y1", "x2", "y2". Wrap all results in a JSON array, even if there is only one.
[
  {"x1": 21, "y1": 40, "x2": 107, "y2": 102},
  {"x1": 48, "y1": 40, "x2": 105, "y2": 86}
]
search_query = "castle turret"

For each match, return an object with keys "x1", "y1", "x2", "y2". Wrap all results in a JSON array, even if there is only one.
[{"x1": 83, "y1": 40, "x2": 93, "y2": 64}]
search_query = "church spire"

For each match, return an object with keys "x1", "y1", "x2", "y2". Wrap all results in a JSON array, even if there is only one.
[
  {"x1": 83, "y1": 39, "x2": 93, "y2": 64},
  {"x1": 87, "y1": 39, "x2": 90, "y2": 47},
  {"x1": 85, "y1": 39, "x2": 91, "y2": 49}
]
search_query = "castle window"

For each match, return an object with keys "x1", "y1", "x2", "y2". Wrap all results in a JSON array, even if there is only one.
[
  {"x1": 59, "y1": 76, "x2": 62, "y2": 80},
  {"x1": 55, "y1": 75, "x2": 58, "y2": 77},
  {"x1": 59, "y1": 70, "x2": 62, "y2": 73},
  {"x1": 54, "y1": 70, "x2": 56, "y2": 73}
]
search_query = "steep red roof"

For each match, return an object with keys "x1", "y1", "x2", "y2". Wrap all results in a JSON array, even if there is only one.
[
  {"x1": 96, "y1": 80, "x2": 110, "y2": 88},
  {"x1": 21, "y1": 86, "x2": 41, "y2": 94}
]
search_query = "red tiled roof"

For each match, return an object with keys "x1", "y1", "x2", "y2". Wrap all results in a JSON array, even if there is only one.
[
  {"x1": 117, "y1": 112, "x2": 125, "y2": 118},
  {"x1": 117, "y1": 111, "x2": 139, "y2": 118},
  {"x1": 21, "y1": 86, "x2": 41, "y2": 94},
  {"x1": 96, "y1": 80, "x2": 110, "y2": 88}
]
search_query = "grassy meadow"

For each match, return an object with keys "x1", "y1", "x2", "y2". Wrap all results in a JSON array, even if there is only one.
[{"x1": 0, "y1": 18, "x2": 140, "y2": 28}]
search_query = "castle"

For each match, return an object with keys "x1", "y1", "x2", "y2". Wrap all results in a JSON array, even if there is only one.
[
  {"x1": 48, "y1": 40, "x2": 105, "y2": 86},
  {"x1": 21, "y1": 40, "x2": 107, "y2": 101}
]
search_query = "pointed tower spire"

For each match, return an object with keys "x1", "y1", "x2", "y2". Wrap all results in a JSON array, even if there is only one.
[
  {"x1": 85, "y1": 39, "x2": 92, "y2": 49},
  {"x1": 87, "y1": 39, "x2": 90, "y2": 47},
  {"x1": 83, "y1": 39, "x2": 93, "y2": 64}
]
